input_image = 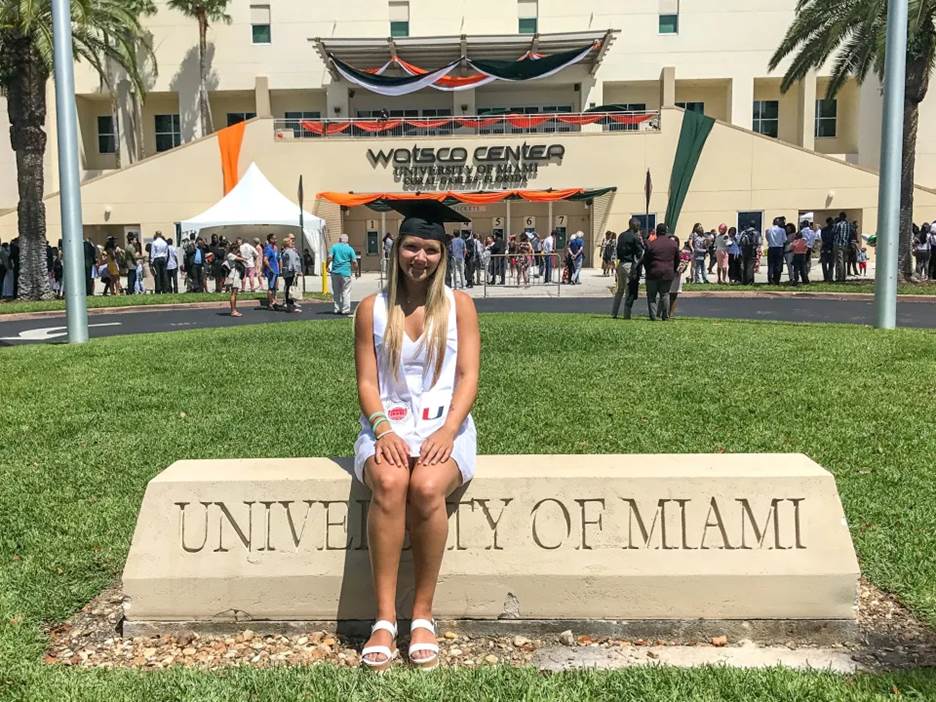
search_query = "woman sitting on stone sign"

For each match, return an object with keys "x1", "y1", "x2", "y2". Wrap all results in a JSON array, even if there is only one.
[{"x1": 352, "y1": 199, "x2": 480, "y2": 672}]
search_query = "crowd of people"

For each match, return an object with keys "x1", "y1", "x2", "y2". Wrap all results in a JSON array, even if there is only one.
[
  {"x1": 0, "y1": 231, "x2": 317, "y2": 308},
  {"x1": 376, "y1": 211, "x2": 884, "y2": 297},
  {"x1": 613, "y1": 212, "x2": 873, "y2": 290},
  {"x1": 380, "y1": 229, "x2": 589, "y2": 291},
  {"x1": 604, "y1": 212, "x2": 886, "y2": 320},
  {"x1": 3, "y1": 214, "x2": 936, "y2": 305}
]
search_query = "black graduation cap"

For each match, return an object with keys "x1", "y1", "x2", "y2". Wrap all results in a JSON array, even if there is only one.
[{"x1": 384, "y1": 198, "x2": 470, "y2": 242}]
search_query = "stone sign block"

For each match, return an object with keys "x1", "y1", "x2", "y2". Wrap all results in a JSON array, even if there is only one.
[{"x1": 122, "y1": 454, "x2": 858, "y2": 631}]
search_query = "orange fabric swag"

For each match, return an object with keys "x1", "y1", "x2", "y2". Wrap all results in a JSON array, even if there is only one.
[
  {"x1": 317, "y1": 189, "x2": 587, "y2": 207},
  {"x1": 217, "y1": 121, "x2": 247, "y2": 194}
]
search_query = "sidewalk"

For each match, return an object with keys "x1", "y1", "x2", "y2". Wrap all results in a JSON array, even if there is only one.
[{"x1": 323, "y1": 262, "x2": 881, "y2": 303}]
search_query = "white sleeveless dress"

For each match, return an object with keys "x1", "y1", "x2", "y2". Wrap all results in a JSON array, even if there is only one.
[{"x1": 353, "y1": 287, "x2": 477, "y2": 485}]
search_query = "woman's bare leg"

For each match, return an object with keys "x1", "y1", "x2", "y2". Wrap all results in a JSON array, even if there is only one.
[
  {"x1": 362, "y1": 458, "x2": 410, "y2": 661},
  {"x1": 406, "y1": 459, "x2": 462, "y2": 659}
]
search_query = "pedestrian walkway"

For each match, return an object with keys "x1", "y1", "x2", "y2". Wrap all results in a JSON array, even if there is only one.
[
  {"x1": 305, "y1": 260, "x2": 878, "y2": 303},
  {"x1": 83, "y1": 259, "x2": 877, "y2": 302}
]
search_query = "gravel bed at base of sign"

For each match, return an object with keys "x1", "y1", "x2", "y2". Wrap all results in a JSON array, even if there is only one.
[{"x1": 43, "y1": 578, "x2": 936, "y2": 672}]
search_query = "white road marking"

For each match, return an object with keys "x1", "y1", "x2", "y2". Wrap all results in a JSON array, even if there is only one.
[{"x1": 0, "y1": 322, "x2": 123, "y2": 342}]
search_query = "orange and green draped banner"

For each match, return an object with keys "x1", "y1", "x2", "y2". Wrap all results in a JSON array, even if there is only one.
[
  {"x1": 316, "y1": 188, "x2": 614, "y2": 208},
  {"x1": 217, "y1": 121, "x2": 247, "y2": 194},
  {"x1": 299, "y1": 113, "x2": 651, "y2": 136},
  {"x1": 328, "y1": 43, "x2": 598, "y2": 96}
]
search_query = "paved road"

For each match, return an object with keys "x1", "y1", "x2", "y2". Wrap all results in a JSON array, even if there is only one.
[{"x1": 1, "y1": 296, "x2": 933, "y2": 345}]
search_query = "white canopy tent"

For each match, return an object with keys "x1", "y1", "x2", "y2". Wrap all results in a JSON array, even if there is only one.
[{"x1": 180, "y1": 163, "x2": 327, "y2": 274}]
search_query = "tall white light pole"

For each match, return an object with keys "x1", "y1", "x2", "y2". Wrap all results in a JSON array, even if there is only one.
[
  {"x1": 873, "y1": 0, "x2": 908, "y2": 329},
  {"x1": 52, "y1": 0, "x2": 89, "y2": 343}
]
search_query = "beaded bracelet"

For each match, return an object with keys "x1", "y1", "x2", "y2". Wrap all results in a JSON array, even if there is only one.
[
  {"x1": 375, "y1": 429, "x2": 393, "y2": 441},
  {"x1": 371, "y1": 417, "x2": 389, "y2": 433}
]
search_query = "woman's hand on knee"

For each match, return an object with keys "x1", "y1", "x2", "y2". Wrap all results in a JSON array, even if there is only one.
[
  {"x1": 375, "y1": 431, "x2": 410, "y2": 468},
  {"x1": 418, "y1": 427, "x2": 454, "y2": 466}
]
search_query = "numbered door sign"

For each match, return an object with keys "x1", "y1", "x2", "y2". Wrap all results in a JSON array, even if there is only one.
[
  {"x1": 492, "y1": 216, "x2": 504, "y2": 228},
  {"x1": 524, "y1": 216, "x2": 536, "y2": 228},
  {"x1": 554, "y1": 215, "x2": 567, "y2": 228},
  {"x1": 366, "y1": 219, "x2": 378, "y2": 232}
]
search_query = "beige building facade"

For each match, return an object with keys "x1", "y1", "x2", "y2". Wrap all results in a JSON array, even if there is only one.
[{"x1": 1, "y1": 0, "x2": 935, "y2": 262}]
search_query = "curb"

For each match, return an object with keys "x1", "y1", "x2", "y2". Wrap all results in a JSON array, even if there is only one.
[
  {"x1": 1, "y1": 290, "x2": 932, "y2": 322},
  {"x1": 678, "y1": 291, "x2": 936, "y2": 302},
  {"x1": 0, "y1": 298, "x2": 331, "y2": 322}
]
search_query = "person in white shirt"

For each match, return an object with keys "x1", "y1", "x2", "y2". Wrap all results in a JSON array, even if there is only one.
[
  {"x1": 470, "y1": 234, "x2": 485, "y2": 285},
  {"x1": 166, "y1": 236, "x2": 180, "y2": 293},
  {"x1": 149, "y1": 231, "x2": 169, "y2": 294},
  {"x1": 527, "y1": 230, "x2": 542, "y2": 277},
  {"x1": 240, "y1": 237, "x2": 258, "y2": 291},
  {"x1": 800, "y1": 221, "x2": 819, "y2": 275},
  {"x1": 765, "y1": 218, "x2": 788, "y2": 284},
  {"x1": 542, "y1": 231, "x2": 555, "y2": 283}
]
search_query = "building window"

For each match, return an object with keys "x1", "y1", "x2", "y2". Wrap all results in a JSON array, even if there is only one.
[
  {"x1": 518, "y1": 0, "x2": 538, "y2": 34},
  {"x1": 632, "y1": 214, "x2": 657, "y2": 235},
  {"x1": 97, "y1": 115, "x2": 118, "y2": 154},
  {"x1": 250, "y1": 4, "x2": 271, "y2": 44},
  {"x1": 815, "y1": 98, "x2": 837, "y2": 138},
  {"x1": 752, "y1": 100, "x2": 779, "y2": 138},
  {"x1": 659, "y1": 0, "x2": 679, "y2": 34},
  {"x1": 518, "y1": 17, "x2": 537, "y2": 34},
  {"x1": 285, "y1": 111, "x2": 322, "y2": 137},
  {"x1": 154, "y1": 114, "x2": 182, "y2": 152},
  {"x1": 676, "y1": 101, "x2": 704, "y2": 114},
  {"x1": 226, "y1": 112, "x2": 257, "y2": 126},
  {"x1": 737, "y1": 211, "x2": 763, "y2": 235},
  {"x1": 659, "y1": 14, "x2": 678, "y2": 33},
  {"x1": 390, "y1": 1, "x2": 409, "y2": 37}
]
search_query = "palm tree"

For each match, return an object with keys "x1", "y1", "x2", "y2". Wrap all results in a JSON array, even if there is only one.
[
  {"x1": 104, "y1": 0, "x2": 158, "y2": 168},
  {"x1": 770, "y1": 0, "x2": 936, "y2": 280},
  {"x1": 166, "y1": 0, "x2": 231, "y2": 137},
  {"x1": 0, "y1": 0, "x2": 154, "y2": 300}
]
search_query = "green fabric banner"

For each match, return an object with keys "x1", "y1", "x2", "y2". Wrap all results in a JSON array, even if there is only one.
[
  {"x1": 468, "y1": 45, "x2": 593, "y2": 81},
  {"x1": 664, "y1": 109, "x2": 715, "y2": 234}
]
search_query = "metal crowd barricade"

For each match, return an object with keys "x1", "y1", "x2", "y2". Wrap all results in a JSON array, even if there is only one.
[
  {"x1": 376, "y1": 250, "x2": 563, "y2": 297},
  {"x1": 480, "y1": 252, "x2": 562, "y2": 298}
]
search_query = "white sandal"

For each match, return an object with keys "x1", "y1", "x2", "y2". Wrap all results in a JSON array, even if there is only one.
[
  {"x1": 360, "y1": 619, "x2": 398, "y2": 672},
  {"x1": 408, "y1": 618, "x2": 440, "y2": 670}
]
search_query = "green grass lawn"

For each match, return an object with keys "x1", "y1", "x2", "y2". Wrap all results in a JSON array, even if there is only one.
[
  {"x1": 682, "y1": 281, "x2": 936, "y2": 295},
  {"x1": 0, "y1": 290, "x2": 329, "y2": 315},
  {"x1": 2, "y1": 315, "x2": 936, "y2": 700}
]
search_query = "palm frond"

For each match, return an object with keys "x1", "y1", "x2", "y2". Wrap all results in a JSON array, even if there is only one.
[
  {"x1": 0, "y1": 0, "x2": 156, "y2": 98},
  {"x1": 772, "y1": 0, "x2": 936, "y2": 99},
  {"x1": 165, "y1": 0, "x2": 232, "y2": 26}
]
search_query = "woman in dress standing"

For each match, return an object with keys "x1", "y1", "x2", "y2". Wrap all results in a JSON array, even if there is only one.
[
  {"x1": 517, "y1": 232, "x2": 533, "y2": 287},
  {"x1": 600, "y1": 230, "x2": 616, "y2": 277}
]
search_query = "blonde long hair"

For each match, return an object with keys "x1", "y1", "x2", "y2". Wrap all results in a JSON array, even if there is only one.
[{"x1": 384, "y1": 235, "x2": 450, "y2": 386}]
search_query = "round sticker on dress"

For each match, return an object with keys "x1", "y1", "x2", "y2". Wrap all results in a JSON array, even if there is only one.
[{"x1": 388, "y1": 406, "x2": 408, "y2": 422}]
